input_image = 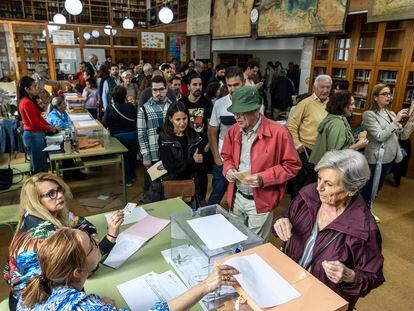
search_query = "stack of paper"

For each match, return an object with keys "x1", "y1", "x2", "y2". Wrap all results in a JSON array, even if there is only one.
[
  {"x1": 117, "y1": 270, "x2": 188, "y2": 310},
  {"x1": 224, "y1": 253, "x2": 301, "y2": 308},
  {"x1": 104, "y1": 215, "x2": 170, "y2": 268},
  {"x1": 104, "y1": 205, "x2": 148, "y2": 226},
  {"x1": 187, "y1": 214, "x2": 247, "y2": 250}
]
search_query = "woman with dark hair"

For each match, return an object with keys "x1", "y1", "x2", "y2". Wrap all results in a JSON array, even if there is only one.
[
  {"x1": 158, "y1": 101, "x2": 204, "y2": 201},
  {"x1": 18, "y1": 76, "x2": 60, "y2": 174},
  {"x1": 204, "y1": 81, "x2": 221, "y2": 103},
  {"x1": 103, "y1": 85, "x2": 139, "y2": 186},
  {"x1": 309, "y1": 91, "x2": 369, "y2": 165}
]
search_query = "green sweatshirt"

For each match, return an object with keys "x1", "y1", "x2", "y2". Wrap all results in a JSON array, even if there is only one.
[{"x1": 309, "y1": 114, "x2": 355, "y2": 165}]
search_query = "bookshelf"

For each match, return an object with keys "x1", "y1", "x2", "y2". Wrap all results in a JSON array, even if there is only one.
[
  {"x1": 0, "y1": 24, "x2": 15, "y2": 81},
  {"x1": 351, "y1": 68, "x2": 372, "y2": 110},
  {"x1": 402, "y1": 70, "x2": 414, "y2": 109}
]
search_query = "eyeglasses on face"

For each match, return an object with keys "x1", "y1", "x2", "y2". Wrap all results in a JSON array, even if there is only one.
[
  {"x1": 152, "y1": 87, "x2": 167, "y2": 93},
  {"x1": 378, "y1": 92, "x2": 392, "y2": 97},
  {"x1": 86, "y1": 234, "x2": 99, "y2": 257},
  {"x1": 39, "y1": 185, "x2": 64, "y2": 199}
]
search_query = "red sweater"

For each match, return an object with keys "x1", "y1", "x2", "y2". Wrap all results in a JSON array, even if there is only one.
[
  {"x1": 222, "y1": 116, "x2": 302, "y2": 213},
  {"x1": 19, "y1": 96, "x2": 52, "y2": 132}
]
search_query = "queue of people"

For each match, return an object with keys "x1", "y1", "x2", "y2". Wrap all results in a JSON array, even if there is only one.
[{"x1": 10, "y1": 55, "x2": 414, "y2": 311}]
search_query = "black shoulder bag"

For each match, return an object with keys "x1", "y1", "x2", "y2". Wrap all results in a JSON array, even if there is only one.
[
  {"x1": 0, "y1": 153, "x2": 13, "y2": 190},
  {"x1": 304, "y1": 231, "x2": 343, "y2": 271}
]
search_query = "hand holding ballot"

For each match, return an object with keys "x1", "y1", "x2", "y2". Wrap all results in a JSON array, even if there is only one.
[
  {"x1": 204, "y1": 265, "x2": 239, "y2": 292},
  {"x1": 106, "y1": 210, "x2": 124, "y2": 242},
  {"x1": 233, "y1": 171, "x2": 263, "y2": 188}
]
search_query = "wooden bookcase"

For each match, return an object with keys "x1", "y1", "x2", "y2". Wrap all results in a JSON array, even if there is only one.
[{"x1": 310, "y1": 14, "x2": 414, "y2": 176}]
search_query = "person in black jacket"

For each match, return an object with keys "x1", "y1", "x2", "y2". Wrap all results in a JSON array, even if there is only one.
[
  {"x1": 103, "y1": 85, "x2": 138, "y2": 186},
  {"x1": 270, "y1": 69, "x2": 295, "y2": 119},
  {"x1": 158, "y1": 101, "x2": 204, "y2": 204}
]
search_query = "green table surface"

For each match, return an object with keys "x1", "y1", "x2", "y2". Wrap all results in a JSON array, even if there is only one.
[
  {"x1": 49, "y1": 136, "x2": 127, "y2": 161},
  {"x1": 0, "y1": 204, "x2": 19, "y2": 225},
  {"x1": 0, "y1": 198, "x2": 202, "y2": 311}
]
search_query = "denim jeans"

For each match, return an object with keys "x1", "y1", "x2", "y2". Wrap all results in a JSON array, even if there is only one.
[
  {"x1": 112, "y1": 131, "x2": 139, "y2": 183},
  {"x1": 207, "y1": 163, "x2": 228, "y2": 205},
  {"x1": 361, "y1": 162, "x2": 393, "y2": 208},
  {"x1": 23, "y1": 131, "x2": 48, "y2": 174}
]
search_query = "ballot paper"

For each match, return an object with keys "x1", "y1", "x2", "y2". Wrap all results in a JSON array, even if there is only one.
[
  {"x1": 187, "y1": 214, "x2": 247, "y2": 250},
  {"x1": 77, "y1": 120, "x2": 99, "y2": 127},
  {"x1": 117, "y1": 270, "x2": 188, "y2": 310},
  {"x1": 43, "y1": 144, "x2": 61, "y2": 152},
  {"x1": 147, "y1": 160, "x2": 168, "y2": 181},
  {"x1": 104, "y1": 205, "x2": 148, "y2": 226},
  {"x1": 104, "y1": 215, "x2": 170, "y2": 268},
  {"x1": 224, "y1": 253, "x2": 301, "y2": 308},
  {"x1": 68, "y1": 113, "x2": 92, "y2": 121},
  {"x1": 233, "y1": 171, "x2": 252, "y2": 182}
]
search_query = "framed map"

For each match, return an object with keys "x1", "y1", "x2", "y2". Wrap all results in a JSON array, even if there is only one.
[
  {"x1": 187, "y1": 0, "x2": 211, "y2": 36},
  {"x1": 257, "y1": 0, "x2": 348, "y2": 38},
  {"x1": 212, "y1": 0, "x2": 255, "y2": 39},
  {"x1": 368, "y1": 0, "x2": 414, "y2": 23}
]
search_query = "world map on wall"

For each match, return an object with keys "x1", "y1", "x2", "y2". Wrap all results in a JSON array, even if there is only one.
[
  {"x1": 212, "y1": 0, "x2": 254, "y2": 39},
  {"x1": 186, "y1": 0, "x2": 211, "y2": 36},
  {"x1": 368, "y1": 0, "x2": 414, "y2": 23},
  {"x1": 257, "y1": 0, "x2": 347, "y2": 38}
]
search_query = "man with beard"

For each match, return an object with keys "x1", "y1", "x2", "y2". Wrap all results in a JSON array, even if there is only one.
[
  {"x1": 137, "y1": 75, "x2": 172, "y2": 202},
  {"x1": 207, "y1": 64, "x2": 226, "y2": 88},
  {"x1": 170, "y1": 75, "x2": 183, "y2": 101},
  {"x1": 207, "y1": 66, "x2": 242, "y2": 205},
  {"x1": 181, "y1": 73, "x2": 213, "y2": 203},
  {"x1": 102, "y1": 63, "x2": 122, "y2": 110}
]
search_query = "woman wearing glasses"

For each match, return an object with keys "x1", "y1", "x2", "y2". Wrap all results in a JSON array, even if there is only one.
[
  {"x1": 18, "y1": 228, "x2": 238, "y2": 311},
  {"x1": 4, "y1": 173, "x2": 124, "y2": 311},
  {"x1": 361, "y1": 83, "x2": 414, "y2": 211}
]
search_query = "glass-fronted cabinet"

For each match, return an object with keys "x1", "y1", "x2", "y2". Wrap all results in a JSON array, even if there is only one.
[
  {"x1": 403, "y1": 71, "x2": 414, "y2": 109},
  {"x1": 334, "y1": 37, "x2": 351, "y2": 62},
  {"x1": 331, "y1": 67, "x2": 348, "y2": 87},
  {"x1": 352, "y1": 68, "x2": 372, "y2": 109},
  {"x1": 0, "y1": 23, "x2": 16, "y2": 81},
  {"x1": 380, "y1": 21, "x2": 409, "y2": 63},
  {"x1": 315, "y1": 38, "x2": 330, "y2": 60},
  {"x1": 357, "y1": 19, "x2": 378, "y2": 62}
]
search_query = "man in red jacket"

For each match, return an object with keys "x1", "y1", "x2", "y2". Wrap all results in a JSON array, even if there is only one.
[{"x1": 221, "y1": 86, "x2": 301, "y2": 239}]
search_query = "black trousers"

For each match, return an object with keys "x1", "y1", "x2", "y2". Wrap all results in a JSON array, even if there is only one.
[{"x1": 9, "y1": 291, "x2": 17, "y2": 311}]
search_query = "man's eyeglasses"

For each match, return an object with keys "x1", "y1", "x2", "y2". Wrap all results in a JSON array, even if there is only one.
[
  {"x1": 152, "y1": 87, "x2": 167, "y2": 93},
  {"x1": 86, "y1": 234, "x2": 99, "y2": 257},
  {"x1": 378, "y1": 92, "x2": 392, "y2": 97},
  {"x1": 39, "y1": 185, "x2": 64, "y2": 199}
]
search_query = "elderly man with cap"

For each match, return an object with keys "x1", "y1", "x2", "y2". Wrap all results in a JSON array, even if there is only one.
[
  {"x1": 221, "y1": 86, "x2": 301, "y2": 239},
  {"x1": 32, "y1": 64, "x2": 70, "y2": 92}
]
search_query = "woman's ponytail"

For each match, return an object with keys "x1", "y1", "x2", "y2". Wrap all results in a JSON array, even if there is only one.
[{"x1": 20, "y1": 275, "x2": 51, "y2": 308}]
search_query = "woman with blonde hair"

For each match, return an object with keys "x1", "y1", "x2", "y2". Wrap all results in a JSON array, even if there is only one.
[
  {"x1": 4, "y1": 173, "x2": 124, "y2": 311},
  {"x1": 18, "y1": 228, "x2": 238, "y2": 310},
  {"x1": 361, "y1": 83, "x2": 414, "y2": 212}
]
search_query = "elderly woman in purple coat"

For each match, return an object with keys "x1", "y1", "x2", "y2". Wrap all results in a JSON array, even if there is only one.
[{"x1": 274, "y1": 149, "x2": 384, "y2": 310}]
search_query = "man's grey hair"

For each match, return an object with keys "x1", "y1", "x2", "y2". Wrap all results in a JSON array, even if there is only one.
[
  {"x1": 88, "y1": 54, "x2": 98, "y2": 61},
  {"x1": 315, "y1": 149, "x2": 370, "y2": 192},
  {"x1": 314, "y1": 74, "x2": 332, "y2": 87},
  {"x1": 35, "y1": 64, "x2": 48, "y2": 73},
  {"x1": 143, "y1": 63, "x2": 153, "y2": 74}
]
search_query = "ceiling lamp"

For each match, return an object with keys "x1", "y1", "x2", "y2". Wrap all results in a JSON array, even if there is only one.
[
  {"x1": 83, "y1": 32, "x2": 91, "y2": 40},
  {"x1": 158, "y1": 6, "x2": 173, "y2": 24},
  {"x1": 91, "y1": 30, "x2": 100, "y2": 38},
  {"x1": 104, "y1": 25, "x2": 117, "y2": 36},
  {"x1": 122, "y1": 17, "x2": 134, "y2": 30},
  {"x1": 53, "y1": 13, "x2": 67, "y2": 24},
  {"x1": 64, "y1": 0, "x2": 83, "y2": 16}
]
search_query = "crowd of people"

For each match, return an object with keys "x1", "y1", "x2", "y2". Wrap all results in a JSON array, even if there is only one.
[{"x1": 9, "y1": 54, "x2": 414, "y2": 310}]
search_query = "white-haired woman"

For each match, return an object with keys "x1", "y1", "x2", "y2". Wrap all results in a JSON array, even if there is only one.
[
  {"x1": 4, "y1": 173, "x2": 124, "y2": 311},
  {"x1": 121, "y1": 71, "x2": 139, "y2": 106},
  {"x1": 274, "y1": 149, "x2": 384, "y2": 311}
]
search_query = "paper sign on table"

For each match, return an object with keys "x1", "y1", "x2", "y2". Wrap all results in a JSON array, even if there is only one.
[
  {"x1": 224, "y1": 253, "x2": 300, "y2": 308},
  {"x1": 117, "y1": 270, "x2": 187, "y2": 310},
  {"x1": 187, "y1": 214, "x2": 247, "y2": 250},
  {"x1": 77, "y1": 120, "x2": 99, "y2": 127},
  {"x1": 104, "y1": 205, "x2": 148, "y2": 226},
  {"x1": 68, "y1": 114, "x2": 92, "y2": 121},
  {"x1": 147, "y1": 160, "x2": 168, "y2": 181},
  {"x1": 104, "y1": 215, "x2": 170, "y2": 268},
  {"x1": 43, "y1": 145, "x2": 61, "y2": 152}
]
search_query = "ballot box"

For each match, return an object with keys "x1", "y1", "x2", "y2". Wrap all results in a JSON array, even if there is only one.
[
  {"x1": 169, "y1": 205, "x2": 264, "y2": 310},
  {"x1": 217, "y1": 243, "x2": 349, "y2": 311}
]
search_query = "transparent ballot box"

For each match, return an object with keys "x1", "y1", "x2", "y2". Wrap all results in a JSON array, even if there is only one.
[
  {"x1": 170, "y1": 205, "x2": 264, "y2": 310},
  {"x1": 65, "y1": 93, "x2": 86, "y2": 111},
  {"x1": 73, "y1": 119, "x2": 107, "y2": 152}
]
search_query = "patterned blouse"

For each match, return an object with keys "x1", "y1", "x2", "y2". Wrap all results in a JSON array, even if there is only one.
[
  {"x1": 16, "y1": 286, "x2": 170, "y2": 311},
  {"x1": 3, "y1": 213, "x2": 115, "y2": 300}
]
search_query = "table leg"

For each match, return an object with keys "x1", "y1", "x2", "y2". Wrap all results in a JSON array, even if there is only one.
[
  {"x1": 55, "y1": 161, "x2": 60, "y2": 176},
  {"x1": 120, "y1": 153, "x2": 127, "y2": 204}
]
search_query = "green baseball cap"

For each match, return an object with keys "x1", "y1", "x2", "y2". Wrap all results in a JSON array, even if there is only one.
[{"x1": 227, "y1": 86, "x2": 263, "y2": 113}]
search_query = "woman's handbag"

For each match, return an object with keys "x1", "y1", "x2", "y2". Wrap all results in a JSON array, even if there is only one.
[
  {"x1": 162, "y1": 179, "x2": 195, "y2": 202},
  {"x1": 0, "y1": 153, "x2": 13, "y2": 190}
]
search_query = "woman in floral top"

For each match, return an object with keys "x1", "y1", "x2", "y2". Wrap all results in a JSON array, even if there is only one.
[
  {"x1": 18, "y1": 228, "x2": 239, "y2": 311},
  {"x1": 4, "y1": 173, "x2": 124, "y2": 311}
]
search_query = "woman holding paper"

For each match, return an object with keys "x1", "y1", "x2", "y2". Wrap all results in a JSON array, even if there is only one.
[
  {"x1": 4, "y1": 173, "x2": 124, "y2": 311},
  {"x1": 273, "y1": 150, "x2": 384, "y2": 311},
  {"x1": 18, "y1": 228, "x2": 239, "y2": 311}
]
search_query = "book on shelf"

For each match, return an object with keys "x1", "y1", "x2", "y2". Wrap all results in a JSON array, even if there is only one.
[{"x1": 405, "y1": 88, "x2": 414, "y2": 104}]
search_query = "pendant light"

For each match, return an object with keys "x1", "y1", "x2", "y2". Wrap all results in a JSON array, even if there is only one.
[
  {"x1": 53, "y1": 13, "x2": 67, "y2": 24},
  {"x1": 158, "y1": 6, "x2": 173, "y2": 24},
  {"x1": 122, "y1": 17, "x2": 134, "y2": 30},
  {"x1": 64, "y1": 0, "x2": 83, "y2": 16}
]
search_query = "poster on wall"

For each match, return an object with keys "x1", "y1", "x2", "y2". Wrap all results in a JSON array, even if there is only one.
[
  {"x1": 368, "y1": 0, "x2": 414, "y2": 22},
  {"x1": 168, "y1": 34, "x2": 187, "y2": 62},
  {"x1": 212, "y1": 0, "x2": 254, "y2": 39},
  {"x1": 193, "y1": 35, "x2": 211, "y2": 60},
  {"x1": 141, "y1": 32, "x2": 165, "y2": 49},
  {"x1": 187, "y1": 0, "x2": 211, "y2": 36},
  {"x1": 257, "y1": 0, "x2": 347, "y2": 38},
  {"x1": 52, "y1": 30, "x2": 75, "y2": 45}
]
